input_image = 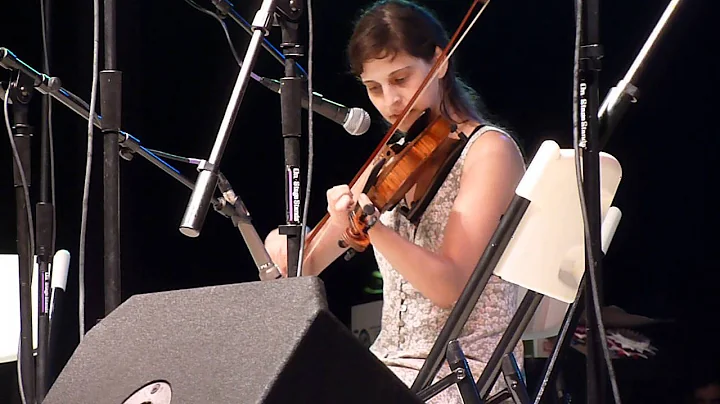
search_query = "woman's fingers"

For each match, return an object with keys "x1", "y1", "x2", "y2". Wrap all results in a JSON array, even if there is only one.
[{"x1": 327, "y1": 185, "x2": 355, "y2": 213}]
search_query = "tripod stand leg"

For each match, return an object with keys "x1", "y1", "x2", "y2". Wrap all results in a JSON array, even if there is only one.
[
  {"x1": 415, "y1": 340, "x2": 482, "y2": 404},
  {"x1": 448, "y1": 340, "x2": 482, "y2": 404},
  {"x1": 530, "y1": 276, "x2": 585, "y2": 404},
  {"x1": 476, "y1": 291, "x2": 543, "y2": 398},
  {"x1": 411, "y1": 195, "x2": 531, "y2": 393},
  {"x1": 501, "y1": 353, "x2": 531, "y2": 404}
]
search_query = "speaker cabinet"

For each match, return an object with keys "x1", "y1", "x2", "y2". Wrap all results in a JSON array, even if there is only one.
[{"x1": 44, "y1": 277, "x2": 422, "y2": 403}]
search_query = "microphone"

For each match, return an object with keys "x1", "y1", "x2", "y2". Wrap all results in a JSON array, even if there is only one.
[
  {"x1": 215, "y1": 173, "x2": 282, "y2": 281},
  {"x1": 49, "y1": 250, "x2": 70, "y2": 386},
  {"x1": 257, "y1": 77, "x2": 371, "y2": 136},
  {"x1": 50, "y1": 250, "x2": 70, "y2": 321}
]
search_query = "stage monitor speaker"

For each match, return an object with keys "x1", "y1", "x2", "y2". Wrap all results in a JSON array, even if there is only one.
[{"x1": 43, "y1": 276, "x2": 422, "y2": 404}]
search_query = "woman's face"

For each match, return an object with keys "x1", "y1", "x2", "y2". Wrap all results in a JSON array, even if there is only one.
[{"x1": 359, "y1": 50, "x2": 444, "y2": 133}]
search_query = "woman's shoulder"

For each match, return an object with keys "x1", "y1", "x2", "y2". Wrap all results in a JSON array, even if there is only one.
[{"x1": 460, "y1": 122, "x2": 525, "y2": 174}]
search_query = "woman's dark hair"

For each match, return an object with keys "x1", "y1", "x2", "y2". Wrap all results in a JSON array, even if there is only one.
[{"x1": 347, "y1": 0, "x2": 486, "y2": 125}]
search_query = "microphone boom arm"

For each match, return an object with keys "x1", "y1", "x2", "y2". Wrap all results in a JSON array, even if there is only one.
[{"x1": 0, "y1": 47, "x2": 280, "y2": 280}]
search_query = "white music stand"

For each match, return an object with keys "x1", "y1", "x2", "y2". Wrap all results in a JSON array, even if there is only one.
[
  {"x1": 489, "y1": 139, "x2": 622, "y2": 342},
  {"x1": 493, "y1": 139, "x2": 623, "y2": 304},
  {"x1": 413, "y1": 139, "x2": 625, "y2": 400},
  {"x1": 0, "y1": 254, "x2": 39, "y2": 364},
  {"x1": 519, "y1": 208, "x2": 622, "y2": 341},
  {"x1": 467, "y1": 139, "x2": 624, "y2": 399},
  {"x1": 0, "y1": 251, "x2": 69, "y2": 363}
]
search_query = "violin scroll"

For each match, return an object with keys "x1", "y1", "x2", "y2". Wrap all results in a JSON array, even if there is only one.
[{"x1": 338, "y1": 203, "x2": 378, "y2": 254}]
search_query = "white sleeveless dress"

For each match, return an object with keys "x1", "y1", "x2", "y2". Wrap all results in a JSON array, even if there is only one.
[{"x1": 370, "y1": 125, "x2": 525, "y2": 403}]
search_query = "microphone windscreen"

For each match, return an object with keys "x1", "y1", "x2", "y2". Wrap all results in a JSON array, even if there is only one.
[{"x1": 51, "y1": 249, "x2": 71, "y2": 291}]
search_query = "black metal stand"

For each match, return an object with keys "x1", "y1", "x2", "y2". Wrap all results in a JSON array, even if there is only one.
[
  {"x1": 532, "y1": 3, "x2": 683, "y2": 402},
  {"x1": 500, "y1": 353, "x2": 531, "y2": 404},
  {"x1": 207, "y1": 0, "x2": 371, "y2": 137},
  {"x1": 0, "y1": 48, "x2": 192, "y2": 189},
  {"x1": 449, "y1": 340, "x2": 483, "y2": 404},
  {"x1": 158, "y1": 150, "x2": 282, "y2": 281},
  {"x1": 36, "y1": 2, "x2": 55, "y2": 399},
  {"x1": 35, "y1": 190, "x2": 53, "y2": 403},
  {"x1": 0, "y1": 48, "x2": 283, "y2": 285},
  {"x1": 101, "y1": 0, "x2": 123, "y2": 316},
  {"x1": 274, "y1": 0, "x2": 305, "y2": 277},
  {"x1": 530, "y1": 273, "x2": 587, "y2": 404},
  {"x1": 7, "y1": 70, "x2": 37, "y2": 404},
  {"x1": 417, "y1": 341, "x2": 481, "y2": 403},
  {"x1": 576, "y1": 0, "x2": 607, "y2": 401},
  {"x1": 475, "y1": 291, "x2": 544, "y2": 399},
  {"x1": 179, "y1": 0, "x2": 279, "y2": 239},
  {"x1": 209, "y1": 0, "x2": 307, "y2": 76},
  {"x1": 410, "y1": 194, "x2": 530, "y2": 394}
]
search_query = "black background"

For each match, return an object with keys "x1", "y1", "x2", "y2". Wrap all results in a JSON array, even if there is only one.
[{"x1": 1, "y1": 0, "x2": 718, "y2": 402}]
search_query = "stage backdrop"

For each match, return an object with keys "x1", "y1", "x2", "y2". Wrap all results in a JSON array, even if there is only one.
[{"x1": 0, "y1": 0, "x2": 717, "y2": 402}]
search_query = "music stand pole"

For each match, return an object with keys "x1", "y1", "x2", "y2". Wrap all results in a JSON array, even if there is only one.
[
  {"x1": 274, "y1": 0, "x2": 305, "y2": 277},
  {"x1": 101, "y1": 0, "x2": 123, "y2": 316}
]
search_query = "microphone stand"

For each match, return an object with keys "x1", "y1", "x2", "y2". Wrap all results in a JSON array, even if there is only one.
[
  {"x1": 179, "y1": 0, "x2": 279, "y2": 238},
  {"x1": 0, "y1": 47, "x2": 282, "y2": 282},
  {"x1": 6, "y1": 70, "x2": 37, "y2": 404},
  {"x1": 209, "y1": 0, "x2": 307, "y2": 77},
  {"x1": 531, "y1": 2, "x2": 683, "y2": 402},
  {"x1": 576, "y1": 0, "x2": 609, "y2": 401},
  {"x1": 146, "y1": 148, "x2": 282, "y2": 281},
  {"x1": 37, "y1": 0, "x2": 55, "y2": 398},
  {"x1": 101, "y1": 0, "x2": 123, "y2": 316},
  {"x1": 274, "y1": 0, "x2": 305, "y2": 277}
]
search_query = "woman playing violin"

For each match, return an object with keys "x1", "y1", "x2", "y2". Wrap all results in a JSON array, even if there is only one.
[{"x1": 265, "y1": 0, "x2": 526, "y2": 401}]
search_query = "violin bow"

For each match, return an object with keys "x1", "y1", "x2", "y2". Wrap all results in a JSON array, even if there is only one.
[{"x1": 302, "y1": 0, "x2": 492, "y2": 264}]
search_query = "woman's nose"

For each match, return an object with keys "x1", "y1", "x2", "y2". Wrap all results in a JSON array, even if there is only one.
[{"x1": 383, "y1": 87, "x2": 402, "y2": 110}]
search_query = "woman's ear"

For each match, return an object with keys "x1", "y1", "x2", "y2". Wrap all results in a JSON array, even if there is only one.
[{"x1": 434, "y1": 46, "x2": 449, "y2": 79}]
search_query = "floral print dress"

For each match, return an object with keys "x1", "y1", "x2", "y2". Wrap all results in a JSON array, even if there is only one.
[{"x1": 370, "y1": 125, "x2": 524, "y2": 403}]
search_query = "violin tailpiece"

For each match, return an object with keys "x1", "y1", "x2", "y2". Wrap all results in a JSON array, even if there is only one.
[{"x1": 401, "y1": 136, "x2": 469, "y2": 225}]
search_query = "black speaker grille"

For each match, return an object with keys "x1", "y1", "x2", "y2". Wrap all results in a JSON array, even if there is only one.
[{"x1": 44, "y1": 277, "x2": 422, "y2": 404}]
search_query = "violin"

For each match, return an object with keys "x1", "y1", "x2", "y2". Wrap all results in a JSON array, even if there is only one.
[
  {"x1": 303, "y1": 0, "x2": 491, "y2": 264},
  {"x1": 338, "y1": 109, "x2": 466, "y2": 255}
]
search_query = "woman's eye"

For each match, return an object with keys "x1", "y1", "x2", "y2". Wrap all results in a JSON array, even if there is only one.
[{"x1": 394, "y1": 77, "x2": 406, "y2": 84}]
